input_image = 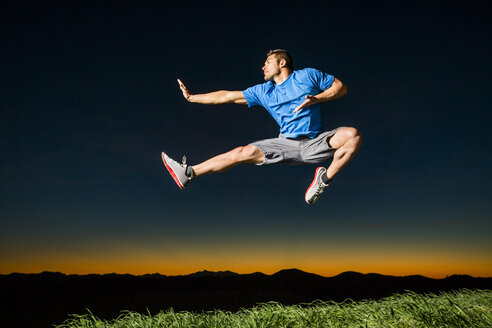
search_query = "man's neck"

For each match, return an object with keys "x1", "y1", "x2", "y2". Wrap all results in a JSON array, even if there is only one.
[{"x1": 273, "y1": 69, "x2": 292, "y2": 85}]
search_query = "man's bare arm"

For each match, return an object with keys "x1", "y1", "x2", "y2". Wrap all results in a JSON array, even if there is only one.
[
  {"x1": 293, "y1": 77, "x2": 347, "y2": 113},
  {"x1": 178, "y1": 79, "x2": 248, "y2": 105}
]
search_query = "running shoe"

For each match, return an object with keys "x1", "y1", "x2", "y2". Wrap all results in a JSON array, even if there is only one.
[
  {"x1": 161, "y1": 152, "x2": 193, "y2": 189},
  {"x1": 305, "y1": 167, "x2": 329, "y2": 204}
]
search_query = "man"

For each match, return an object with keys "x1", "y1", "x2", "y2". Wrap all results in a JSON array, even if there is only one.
[{"x1": 162, "y1": 49, "x2": 361, "y2": 204}]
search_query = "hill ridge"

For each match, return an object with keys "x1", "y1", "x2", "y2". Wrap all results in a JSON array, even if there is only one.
[{"x1": 3, "y1": 269, "x2": 488, "y2": 279}]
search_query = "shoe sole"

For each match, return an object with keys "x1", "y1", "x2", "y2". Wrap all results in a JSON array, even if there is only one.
[
  {"x1": 305, "y1": 167, "x2": 325, "y2": 204},
  {"x1": 161, "y1": 152, "x2": 184, "y2": 190}
]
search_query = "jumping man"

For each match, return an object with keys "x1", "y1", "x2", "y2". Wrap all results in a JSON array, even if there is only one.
[{"x1": 162, "y1": 49, "x2": 362, "y2": 204}]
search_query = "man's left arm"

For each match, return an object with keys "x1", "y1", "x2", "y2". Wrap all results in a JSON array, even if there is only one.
[{"x1": 293, "y1": 77, "x2": 347, "y2": 113}]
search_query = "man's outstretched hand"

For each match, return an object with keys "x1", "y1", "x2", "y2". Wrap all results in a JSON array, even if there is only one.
[
  {"x1": 293, "y1": 95, "x2": 319, "y2": 113},
  {"x1": 177, "y1": 78, "x2": 192, "y2": 102}
]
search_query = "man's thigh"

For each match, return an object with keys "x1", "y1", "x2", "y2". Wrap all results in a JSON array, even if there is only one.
[
  {"x1": 300, "y1": 128, "x2": 339, "y2": 164},
  {"x1": 249, "y1": 137, "x2": 302, "y2": 165}
]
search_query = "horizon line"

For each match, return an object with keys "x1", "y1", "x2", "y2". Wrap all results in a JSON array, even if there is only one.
[{"x1": 2, "y1": 268, "x2": 489, "y2": 279}]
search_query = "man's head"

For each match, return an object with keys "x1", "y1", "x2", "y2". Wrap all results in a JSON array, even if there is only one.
[{"x1": 262, "y1": 49, "x2": 293, "y2": 82}]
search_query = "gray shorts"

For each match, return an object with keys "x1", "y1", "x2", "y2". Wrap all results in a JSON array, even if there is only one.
[{"x1": 250, "y1": 128, "x2": 340, "y2": 165}]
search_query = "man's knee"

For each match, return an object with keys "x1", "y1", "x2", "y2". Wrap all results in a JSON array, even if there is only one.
[
  {"x1": 347, "y1": 127, "x2": 362, "y2": 149},
  {"x1": 241, "y1": 145, "x2": 263, "y2": 162},
  {"x1": 230, "y1": 145, "x2": 262, "y2": 162},
  {"x1": 330, "y1": 127, "x2": 362, "y2": 149},
  {"x1": 342, "y1": 126, "x2": 361, "y2": 139}
]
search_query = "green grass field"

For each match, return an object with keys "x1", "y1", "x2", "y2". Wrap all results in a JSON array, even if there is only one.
[{"x1": 56, "y1": 289, "x2": 491, "y2": 328}]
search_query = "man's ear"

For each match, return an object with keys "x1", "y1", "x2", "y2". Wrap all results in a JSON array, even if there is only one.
[{"x1": 279, "y1": 59, "x2": 286, "y2": 68}]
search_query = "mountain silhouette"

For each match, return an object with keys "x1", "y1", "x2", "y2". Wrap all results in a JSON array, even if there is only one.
[
  {"x1": 1, "y1": 269, "x2": 490, "y2": 328},
  {"x1": 187, "y1": 270, "x2": 240, "y2": 278},
  {"x1": 272, "y1": 268, "x2": 324, "y2": 279}
]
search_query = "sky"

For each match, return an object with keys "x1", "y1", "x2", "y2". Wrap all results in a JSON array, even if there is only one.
[{"x1": 1, "y1": 1, "x2": 491, "y2": 278}]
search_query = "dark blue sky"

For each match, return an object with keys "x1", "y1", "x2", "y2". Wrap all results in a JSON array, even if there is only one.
[{"x1": 1, "y1": 1, "x2": 491, "y2": 277}]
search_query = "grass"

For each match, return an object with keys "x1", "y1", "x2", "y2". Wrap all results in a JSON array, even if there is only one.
[{"x1": 55, "y1": 289, "x2": 492, "y2": 328}]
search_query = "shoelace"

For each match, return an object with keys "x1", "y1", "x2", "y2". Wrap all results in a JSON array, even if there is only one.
[
  {"x1": 313, "y1": 179, "x2": 328, "y2": 198},
  {"x1": 181, "y1": 155, "x2": 194, "y2": 179}
]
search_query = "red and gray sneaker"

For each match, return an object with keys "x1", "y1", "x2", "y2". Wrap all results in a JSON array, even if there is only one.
[
  {"x1": 161, "y1": 152, "x2": 193, "y2": 189},
  {"x1": 305, "y1": 167, "x2": 330, "y2": 204}
]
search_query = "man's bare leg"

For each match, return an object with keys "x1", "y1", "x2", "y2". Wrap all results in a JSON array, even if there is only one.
[
  {"x1": 192, "y1": 145, "x2": 264, "y2": 176},
  {"x1": 326, "y1": 127, "x2": 362, "y2": 179},
  {"x1": 304, "y1": 127, "x2": 361, "y2": 204}
]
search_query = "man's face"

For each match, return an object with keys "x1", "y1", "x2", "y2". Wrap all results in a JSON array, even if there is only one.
[{"x1": 262, "y1": 55, "x2": 281, "y2": 81}]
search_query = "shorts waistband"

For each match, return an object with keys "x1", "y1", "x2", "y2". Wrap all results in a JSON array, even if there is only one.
[{"x1": 279, "y1": 132, "x2": 321, "y2": 140}]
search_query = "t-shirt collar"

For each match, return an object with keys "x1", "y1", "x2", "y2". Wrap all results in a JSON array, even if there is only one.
[{"x1": 274, "y1": 71, "x2": 293, "y2": 87}]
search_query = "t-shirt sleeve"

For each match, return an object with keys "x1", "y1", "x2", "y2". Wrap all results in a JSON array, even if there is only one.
[
  {"x1": 305, "y1": 68, "x2": 335, "y2": 92},
  {"x1": 242, "y1": 84, "x2": 263, "y2": 108}
]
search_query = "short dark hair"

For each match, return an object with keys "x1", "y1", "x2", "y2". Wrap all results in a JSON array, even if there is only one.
[{"x1": 266, "y1": 49, "x2": 293, "y2": 70}]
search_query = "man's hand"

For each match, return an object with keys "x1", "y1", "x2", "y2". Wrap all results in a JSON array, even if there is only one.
[
  {"x1": 293, "y1": 95, "x2": 319, "y2": 113},
  {"x1": 293, "y1": 78, "x2": 347, "y2": 113},
  {"x1": 177, "y1": 78, "x2": 192, "y2": 102}
]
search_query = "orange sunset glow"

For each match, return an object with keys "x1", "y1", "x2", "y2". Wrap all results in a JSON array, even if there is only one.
[{"x1": 2, "y1": 242, "x2": 491, "y2": 278}]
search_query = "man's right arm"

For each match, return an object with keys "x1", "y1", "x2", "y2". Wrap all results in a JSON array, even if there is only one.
[{"x1": 178, "y1": 79, "x2": 248, "y2": 105}]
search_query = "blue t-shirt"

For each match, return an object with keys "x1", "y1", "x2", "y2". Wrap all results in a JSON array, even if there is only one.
[{"x1": 242, "y1": 68, "x2": 334, "y2": 138}]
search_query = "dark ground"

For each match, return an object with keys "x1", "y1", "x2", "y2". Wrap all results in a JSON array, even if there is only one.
[{"x1": 1, "y1": 269, "x2": 491, "y2": 328}]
